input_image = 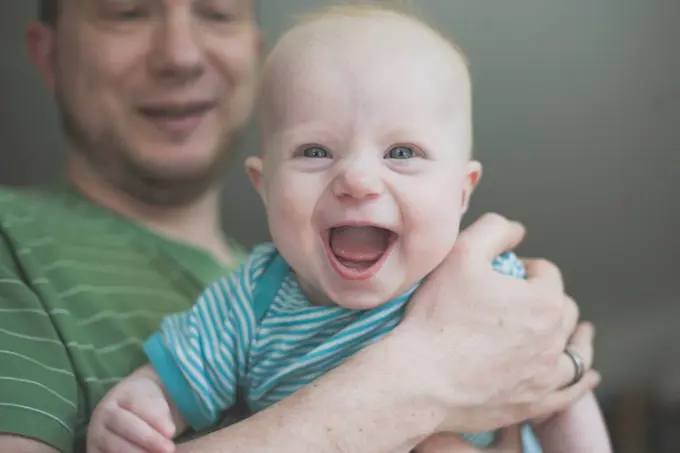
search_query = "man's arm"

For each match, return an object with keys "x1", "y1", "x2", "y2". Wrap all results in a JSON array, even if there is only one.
[
  {"x1": 173, "y1": 328, "x2": 597, "y2": 453},
  {"x1": 0, "y1": 238, "x2": 78, "y2": 453},
  {"x1": 168, "y1": 214, "x2": 600, "y2": 453},
  {"x1": 175, "y1": 332, "x2": 444, "y2": 453},
  {"x1": 0, "y1": 435, "x2": 60, "y2": 453}
]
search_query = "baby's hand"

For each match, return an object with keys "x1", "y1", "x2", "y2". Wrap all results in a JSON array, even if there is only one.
[{"x1": 87, "y1": 367, "x2": 177, "y2": 453}]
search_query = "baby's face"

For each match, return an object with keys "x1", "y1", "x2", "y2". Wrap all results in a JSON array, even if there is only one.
[{"x1": 248, "y1": 15, "x2": 481, "y2": 309}]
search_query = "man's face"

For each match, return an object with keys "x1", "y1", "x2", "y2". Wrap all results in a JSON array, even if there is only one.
[{"x1": 29, "y1": 0, "x2": 260, "y2": 204}]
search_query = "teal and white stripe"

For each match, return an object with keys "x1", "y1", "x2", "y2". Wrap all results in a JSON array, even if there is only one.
[{"x1": 145, "y1": 242, "x2": 530, "y2": 450}]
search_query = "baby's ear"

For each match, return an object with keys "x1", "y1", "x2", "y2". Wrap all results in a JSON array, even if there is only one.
[
  {"x1": 245, "y1": 156, "x2": 267, "y2": 205},
  {"x1": 461, "y1": 160, "x2": 482, "y2": 214}
]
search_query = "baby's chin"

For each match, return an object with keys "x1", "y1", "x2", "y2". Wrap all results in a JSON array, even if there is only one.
[{"x1": 323, "y1": 281, "x2": 414, "y2": 311}]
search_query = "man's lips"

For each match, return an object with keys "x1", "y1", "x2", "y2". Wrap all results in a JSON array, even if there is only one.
[
  {"x1": 137, "y1": 101, "x2": 216, "y2": 135},
  {"x1": 138, "y1": 101, "x2": 216, "y2": 116}
]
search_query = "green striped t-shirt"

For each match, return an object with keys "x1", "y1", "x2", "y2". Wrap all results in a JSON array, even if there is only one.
[{"x1": 0, "y1": 183, "x2": 246, "y2": 453}]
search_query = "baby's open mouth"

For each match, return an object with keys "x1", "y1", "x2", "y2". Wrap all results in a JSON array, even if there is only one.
[{"x1": 323, "y1": 225, "x2": 397, "y2": 280}]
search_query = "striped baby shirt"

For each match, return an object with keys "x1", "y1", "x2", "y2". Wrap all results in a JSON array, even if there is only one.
[{"x1": 145, "y1": 242, "x2": 538, "y2": 450}]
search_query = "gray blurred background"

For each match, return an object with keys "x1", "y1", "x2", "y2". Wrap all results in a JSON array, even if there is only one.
[{"x1": 1, "y1": 0, "x2": 679, "y2": 450}]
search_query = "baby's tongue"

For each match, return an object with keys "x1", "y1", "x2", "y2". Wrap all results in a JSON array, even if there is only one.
[{"x1": 330, "y1": 226, "x2": 389, "y2": 262}]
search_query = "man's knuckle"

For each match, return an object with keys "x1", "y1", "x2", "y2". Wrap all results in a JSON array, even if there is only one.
[
  {"x1": 480, "y1": 212, "x2": 506, "y2": 225},
  {"x1": 532, "y1": 257, "x2": 552, "y2": 270},
  {"x1": 569, "y1": 299, "x2": 580, "y2": 321},
  {"x1": 541, "y1": 297, "x2": 564, "y2": 323},
  {"x1": 541, "y1": 258, "x2": 563, "y2": 281}
]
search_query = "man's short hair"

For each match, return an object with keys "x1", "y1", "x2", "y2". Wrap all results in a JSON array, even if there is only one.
[
  {"x1": 38, "y1": 0, "x2": 59, "y2": 26},
  {"x1": 37, "y1": 0, "x2": 260, "y2": 27}
]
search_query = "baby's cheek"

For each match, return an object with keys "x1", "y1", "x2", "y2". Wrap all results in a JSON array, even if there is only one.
[
  {"x1": 266, "y1": 184, "x2": 317, "y2": 255},
  {"x1": 268, "y1": 200, "x2": 305, "y2": 240},
  {"x1": 405, "y1": 208, "x2": 463, "y2": 272},
  {"x1": 267, "y1": 180, "x2": 313, "y2": 224}
]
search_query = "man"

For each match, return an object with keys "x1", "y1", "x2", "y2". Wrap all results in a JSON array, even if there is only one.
[{"x1": 0, "y1": 1, "x2": 600, "y2": 452}]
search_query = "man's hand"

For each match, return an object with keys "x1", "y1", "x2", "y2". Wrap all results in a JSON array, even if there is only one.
[
  {"x1": 397, "y1": 213, "x2": 599, "y2": 434},
  {"x1": 161, "y1": 213, "x2": 598, "y2": 453}
]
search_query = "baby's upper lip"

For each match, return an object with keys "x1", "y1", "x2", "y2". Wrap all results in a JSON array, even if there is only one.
[{"x1": 326, "y1": 221, "x2": 396, "y2": 233}]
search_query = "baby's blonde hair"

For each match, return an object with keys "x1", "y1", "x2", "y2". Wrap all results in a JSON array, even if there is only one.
[
  {"x1": 292, "y1": 1, "x2": 469, "y2": 67},
  {"x1": 255, "y1": 1, "x2": 473, "y2": 154}
]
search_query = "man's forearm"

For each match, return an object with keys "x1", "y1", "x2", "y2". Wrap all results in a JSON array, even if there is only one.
[
  {"x1": 176, "y1": 330, "x2": 443, "y2": 453},
  {"x1": 0, "y1": 435, "x2": 60, "y2": 453}
]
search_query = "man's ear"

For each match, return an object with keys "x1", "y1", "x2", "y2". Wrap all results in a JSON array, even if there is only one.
[
  {"x1": 245, "y1": 156, "x2": 267, "y2": 206},
  {"x1": 461, "y1": 160, "x2": 482, "y2": 214},
  {"x1": 25, "y1": 21, "x2": 57, "y2": 92}
]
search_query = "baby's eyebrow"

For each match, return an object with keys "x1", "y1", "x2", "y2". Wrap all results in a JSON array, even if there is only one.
[
  {"x1": 275, "y1": 124, "x2": 342, "y2": 148},
  {"x1": 375, "y1": 124, "x2": 435, "y2": 141}
]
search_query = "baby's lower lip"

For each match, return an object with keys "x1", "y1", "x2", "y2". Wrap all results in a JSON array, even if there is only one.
[
  {"x1": 322, "y1": 227, "x2": 397, "y2": 281},
  {"x1": 327, "y1": 249, "x2": 391, "y2": 281}
]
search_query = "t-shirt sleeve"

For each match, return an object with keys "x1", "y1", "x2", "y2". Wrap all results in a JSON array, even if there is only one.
[
  {"x1": 0, "y1": 237, "x2": 77, "y2": 453},
  {"x1": 491, "y1": 251, "x2": 527, "y2": 279},
  {"x1": 144, "y1": 247, "x2": 270, "y2": 431}
]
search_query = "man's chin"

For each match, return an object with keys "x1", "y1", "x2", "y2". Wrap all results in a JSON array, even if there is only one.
[
  {"x1": 114, "y1": 153, "x2": 223, "y2": 207},
  {"x1": 62, "y1": 109, "x2": 241, "y2": 207},
  {"x1": 114, "y1": 131, "x2": 240, "y2": 207}
]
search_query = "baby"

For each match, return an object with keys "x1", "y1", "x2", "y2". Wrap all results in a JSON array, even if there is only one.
[{"x1": 87, "y1": 4, "x2": 610, "y2": 453}]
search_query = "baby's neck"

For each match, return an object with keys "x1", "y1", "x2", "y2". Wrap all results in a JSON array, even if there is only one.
[{"x1": 293, "y1": 271, "x2": 337, "y2": 307}]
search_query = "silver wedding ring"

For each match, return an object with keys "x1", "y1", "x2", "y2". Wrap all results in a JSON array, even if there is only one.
[{"x1": 564, "y1": 345, "x2": 585, "y2": 387}]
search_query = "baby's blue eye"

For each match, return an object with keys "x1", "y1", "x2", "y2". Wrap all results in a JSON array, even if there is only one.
[
  {"x1": 386, "y1": 146, "x2": 415, "y2": 159},
  {"x1": 302, "y1": 146, "x2": 330, "y2": 158}
]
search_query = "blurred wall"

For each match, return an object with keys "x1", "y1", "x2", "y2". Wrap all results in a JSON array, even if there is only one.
[{"x1": 1, "y1": 0, "x2": 679, "y2": 398}]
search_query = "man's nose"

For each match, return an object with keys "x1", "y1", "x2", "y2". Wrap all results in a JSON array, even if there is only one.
[{"x1": 149, "y1": 12, "x2": 204, "y2": 82}]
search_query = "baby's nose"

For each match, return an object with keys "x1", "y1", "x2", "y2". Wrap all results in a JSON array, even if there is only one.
[{"x1": 331, "y1": 168, "x2": 383, "y2": 201}]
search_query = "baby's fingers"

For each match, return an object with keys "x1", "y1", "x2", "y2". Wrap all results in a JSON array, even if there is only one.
[
  {"x1": 90, "y1": 431, "x2": 162, "y2": 453},
  {"x1": 106, "y1": 406, "x2": 175, "y2": 453},
  {"x1": 118, "y1": 393, "x2": 177, "y2": 438}
]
